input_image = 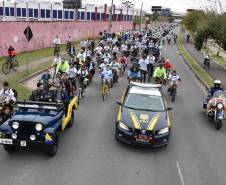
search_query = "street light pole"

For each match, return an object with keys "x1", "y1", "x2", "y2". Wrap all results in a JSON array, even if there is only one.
[
  {"x1": 109, "y1": 0, "x2": 114, "y2": 33},
  {"x1": 139, "y1": 1, "x2": 143, "y2": 31}
]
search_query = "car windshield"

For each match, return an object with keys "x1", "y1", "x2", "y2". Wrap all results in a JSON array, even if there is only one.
[{"x1": 124, "y1": 94, "x2": 164, "y2": 111}]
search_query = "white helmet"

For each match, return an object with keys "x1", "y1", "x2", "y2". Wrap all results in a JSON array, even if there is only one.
[{"x1": 214, "y1": 79, "x2": 221, "y2": 85}]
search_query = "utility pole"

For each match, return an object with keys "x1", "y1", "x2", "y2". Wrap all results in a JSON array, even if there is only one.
[
  {"x1": 109, "y1": 0, "x2": 114, "y2": 33},
  {"x1": 139, "y1": 1, "x2": 143, "y2": 31}
]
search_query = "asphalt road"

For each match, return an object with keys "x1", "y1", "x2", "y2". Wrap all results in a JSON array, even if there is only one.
[{"x1": 0, "y1": 42, "x2": 226, "y2": 185}]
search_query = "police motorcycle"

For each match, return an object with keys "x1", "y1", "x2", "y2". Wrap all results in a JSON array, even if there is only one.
[{"x1": 203, "y1": 90, "x2": 225, "y2": 130}]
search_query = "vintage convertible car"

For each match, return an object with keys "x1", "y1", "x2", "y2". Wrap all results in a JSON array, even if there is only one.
[
  {"x1": 0, "y1": 97, "x2": 78, "y2": 157},
  {"x1": 115, "y1": 82, "x2": 172, "y2": 147}
]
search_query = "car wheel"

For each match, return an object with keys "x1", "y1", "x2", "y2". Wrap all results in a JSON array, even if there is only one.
[
  {"x1": 47, "y1": 134, "x2": 59, "y2": 157},
  {"x1": 4, "y1": 145, "x2": 17, "y2": 153},
  {"x1": 67, "y1": 111, "x2": 74, "y2": 128}
]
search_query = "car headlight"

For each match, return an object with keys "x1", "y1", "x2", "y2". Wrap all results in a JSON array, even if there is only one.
[
  {"x1": 12, "y1": 122, "x2": 19, "y2": 130},
  {"x1": 119, "y1": 122, "x2": 129, "y2": 131},
  {"x1": 217, "y1": 103, "x2": 224, "y2": 110},
  {"x1": 35, "y1": 123, "x2": 43, "y2": 131},
  {"x1": 158, "y1": 127, "x2": 169, "y2": 135}
]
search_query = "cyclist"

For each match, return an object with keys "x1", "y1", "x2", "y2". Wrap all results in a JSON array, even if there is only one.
[
  {"x1": 56, "y1": 59, "x2": 69, "y2": 74},
  {"x1": 110, "y1": 58, "x2": 121, "y2": 82},
  {"x1": 52, "y1": 35, "x2": 61, "y2": 56},
  {"x1": 101, "y1": 65, "x2": 113, "y2": 89},
  {"x1": 167, "y1": 70, "x2": 181, "y2": 92},
  {"x1": 99, "y1": 58, "x2": 108, "y2": 72},
  {"x1": 147, "y1": 53, "x2": 155, "y2": 82},
  {"x1": 128, "y1": 63, "x2": 141, "y2": 82},
  {"x1": 153, "y1": 63, "x2": 167, "y2": 84},
  {"x1": 8, "y1": 45, "x2": 16, "y2": 62},
  {"x1": 77, "y1": 65, "x2": 89, "y2": 92},
  {"x1": 52, "y1": 54, "x2": 62, "y2": 68},
  {"x1": 138, "y1": 54, "x2": 148, "y2": 82},
  {"x1": 67, "y1": 62, "x2": 78, "y2": 92}
]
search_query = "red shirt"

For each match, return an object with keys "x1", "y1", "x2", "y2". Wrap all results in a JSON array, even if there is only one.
[{"x1": 163, "y1": 61, "x2": 173, "y2": 69}]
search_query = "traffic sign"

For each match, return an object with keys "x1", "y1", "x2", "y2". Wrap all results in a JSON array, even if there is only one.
[{"x1": 24, "y1": 26, "x2": 33, "y2": 42}]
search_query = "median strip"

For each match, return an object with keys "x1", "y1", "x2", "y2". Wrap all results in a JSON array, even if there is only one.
[{"x1": 178, "y1": 32, "x2": 213, "y2": 89}]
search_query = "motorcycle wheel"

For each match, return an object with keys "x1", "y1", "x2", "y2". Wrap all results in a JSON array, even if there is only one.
[{"x1": 215, "y1": 120, "x2": 222, "y2": 130}]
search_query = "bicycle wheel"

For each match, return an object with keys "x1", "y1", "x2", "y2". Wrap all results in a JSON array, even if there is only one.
[
  {"x1": 2, "y1": 62, "x2": 10, "y2": 74},
  {"x1": 171, "y1": 90, "x2": 176, "y2": 102},
  {"x1": 12, "y1": 60, "x2": 19, "y2": 71}
]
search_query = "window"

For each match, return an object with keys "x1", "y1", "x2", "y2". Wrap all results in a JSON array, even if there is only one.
[
  {"x1": 70, "y1": 11, "x2": 74, "y2": 19},
  {"x1": 58, "y1": 10, "x2": 62, "y2": 19},
  {"x1": 29, "y1": 8, "x2": 33, "y2": 17},
  {"x1": 97, "y1": 13, "x2": 100, "y2": 20},
  {"x1": 16, "y1": 8, "x2": 21, "y2": 17},
  {"x1": 0, "y1": 7, "x2": 3, "y2": 16},
  {"x1": 87, "y1": 12, "x2": 90, "y2": 20},
  {"x1": 64, "y1": 10, "x2": 69, "y2": 19},
  {"x1": 53, "y1": 10, "x2": 57, "y2": 19},
  {"x1": 81, "y1": 12, "x2": 84, "y2": 20},
  {"x1": 34, "y1": 9, "x2": 38, "y2": 18},
  {"x1": 41, "y1": 9, "x2": 45, "y2": 18},
  {"x1": 91, "y1": 12, "x2": 95, "y2": 20},
  {"x1": 10, "y1": 7, "x2": 14, "y2": 16},
  {"x1": 5, "y1": 7, "x2": 10, "y2": 16},
  {"x1": 46, "y1": 9, "x2": 50, "y2": 18},
  {"x1": 22, "y1": 8, "x2": 26, "y2": 17}
]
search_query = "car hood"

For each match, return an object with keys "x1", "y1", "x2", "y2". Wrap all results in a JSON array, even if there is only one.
[
  {"x1": 10, "y1": 111, "x2": 64, "y2": 125},
  {"x1": 120, "y1": 107, "x2": 167, "y2": 131}
]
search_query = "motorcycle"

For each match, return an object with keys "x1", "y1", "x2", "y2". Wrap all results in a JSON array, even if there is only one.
[{"x1": 203, "y1": 90, "x2": 226, "y2": 130}]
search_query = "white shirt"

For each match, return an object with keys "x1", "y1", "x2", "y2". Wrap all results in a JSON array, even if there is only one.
[
  {"x1": 0, "y1": 88, "x2": 16, "y2": 103},
  {"x1": 67, "y1": 67, "x2": 77, "y2": 78},
  {"x1": 139, "y1": 59, "x2": 148, "y2": 71},
  {"x1": 147, "y1": 55, "x2": 155, "y2": 65},
  {"x1": 52, "y1": 57, "x2": 61, "y2": 66},
  {"x1": 53, "y1": 38, "x2": 61, "y2": 45},
  {"x1": 168, "y1": 73, "x2": 180, "y2": 81}
]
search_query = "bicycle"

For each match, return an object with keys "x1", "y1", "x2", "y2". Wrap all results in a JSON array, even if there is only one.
[
  {"x1": 169, "y1": 81, "x2": 177, "y2": 102},
  {"x1": 2, "y1": 57, "x2": 19, "y2": 74},
  {"x1": 102, "y1": 80, "x2": 110, "y2": 102},
  {"x1": 78, "y1": 78, "x2": 88, "y2": 99}
]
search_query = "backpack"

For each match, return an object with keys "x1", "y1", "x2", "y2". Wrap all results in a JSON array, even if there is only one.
[{"x1": 11, "y1": 88, "x2": 18, "y2": 99}]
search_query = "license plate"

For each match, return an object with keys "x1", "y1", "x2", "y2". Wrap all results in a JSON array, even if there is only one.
[
  {"x1": 20, "y1": 140, "x2": 26, "y2": 147},
  {"x1": 136, "y1": 135, "x2": 150, "y2": 142},
  {"x1": 0, "y1": 138, "x2": 13, "y2": 145}
]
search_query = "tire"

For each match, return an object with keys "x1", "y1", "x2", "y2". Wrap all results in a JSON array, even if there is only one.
[
  {"x1": 4, "y1": 145, "x2": 17, "y2": 153},
  {"x1": 12, "y1": 60, "x2": 19, "y2": 71},
  {"x1": 47, "y1": 134, "x2": 59, "y2": 157},
  {"x1": 171, "y1": 90, "x2": 176, "y2": 102},
  {"x1": 2, "y1": 62, "x2": 10, "y2": 74},
  {"x1": 215, "y1": 120, "x2": 222, "y2": 130},
  {"x1": 66, "y1": 111, "x2": 74, "y2": 128}
]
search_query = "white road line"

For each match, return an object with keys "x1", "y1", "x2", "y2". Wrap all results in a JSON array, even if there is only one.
[{"x1": 176, "y1": 161, "x2": 186, "y2": 185}]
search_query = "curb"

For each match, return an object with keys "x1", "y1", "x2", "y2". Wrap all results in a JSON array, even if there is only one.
[
  {"x1": 177, "y1": 44, "x2": 209, "y2": 92},
  {"x1": 19, "y1": 68, "x2": 47, "y2": 84}
]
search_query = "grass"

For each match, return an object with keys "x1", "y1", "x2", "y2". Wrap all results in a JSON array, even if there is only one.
[
  {"x1": 9, "y1": 61, "x2": 52, "y2": 100},
  {"x1": 0, "y1": 41, "x2": 80, "y2": 74},
  {"x1": 178, "y1": 32, "x2": 213, "y2": 88},
  {"x1": 209, "y1": 50, "x2": 226, "y2": 69}
]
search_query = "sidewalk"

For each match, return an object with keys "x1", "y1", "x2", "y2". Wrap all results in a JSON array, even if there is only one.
[{"x1": 182, "y1": 31, "x2": 226, "y2": 89}]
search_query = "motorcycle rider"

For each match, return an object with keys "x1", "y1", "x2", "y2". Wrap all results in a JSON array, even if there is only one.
[{"x1": 203, "y1": 80, "x2": 224, "y2": 109}]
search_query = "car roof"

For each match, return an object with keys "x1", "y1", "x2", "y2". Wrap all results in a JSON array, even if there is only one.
[{"x1": 128, "y1": 85, "x2": 162, "y2": 97}]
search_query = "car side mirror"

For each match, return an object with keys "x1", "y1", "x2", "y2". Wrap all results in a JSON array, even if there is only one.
[{"x1": 167, "y1": 107, "x2": 173, "y2": 111}]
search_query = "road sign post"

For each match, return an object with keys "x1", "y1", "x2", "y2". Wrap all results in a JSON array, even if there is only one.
[{"x1": 24, "y1": 26, "x2": 33, "y2": 73}]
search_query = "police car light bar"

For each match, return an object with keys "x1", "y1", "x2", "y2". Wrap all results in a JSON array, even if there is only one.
[{"x1": 130, "y1": 82, "x2": 162, "y2": 89}]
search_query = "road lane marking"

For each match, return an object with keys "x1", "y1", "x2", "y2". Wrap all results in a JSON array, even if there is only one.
[{"x1": 176, "y1": 161, "x2": 186, "y2": 185}]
